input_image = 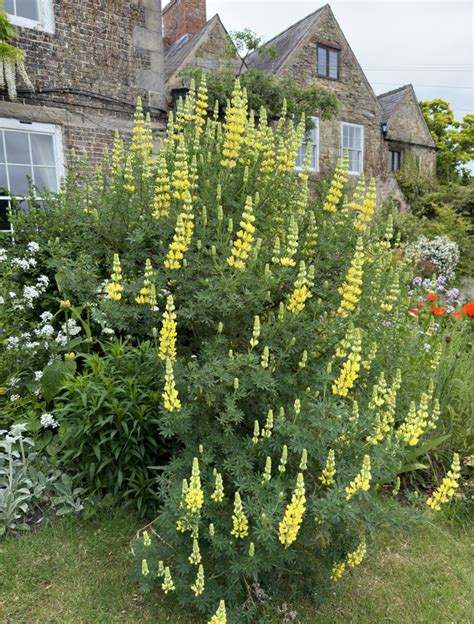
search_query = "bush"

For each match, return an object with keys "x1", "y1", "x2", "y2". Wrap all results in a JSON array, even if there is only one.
[
  {"x1": 409, "y1": 235, "x2": 460, "y2": 280},
  {"x1": 0, "y1": 81, "x2": 470, "y2": 620}
]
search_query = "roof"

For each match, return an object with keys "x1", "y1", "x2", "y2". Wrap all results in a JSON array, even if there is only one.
[
  {"x1": 246, "y1": 6, "x2": 326, "y2": 72},
  {"x1": 165, "y1": 15, "x2": 221, "y2": 82},
  {"x1": 377, "y1": 84, "x2": 413, "y2": 124}
]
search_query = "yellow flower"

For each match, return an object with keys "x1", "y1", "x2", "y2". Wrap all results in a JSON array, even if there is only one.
[
  {"x1": 250, "y1": 315, "x2": 260, "y2": 349},
  {"x1": 227, "y1": 196, "x2": 256, "y2": 271},
  {"x1": 332, "y1": 328, "x2": 362, "y2": 397},
  {"x1": 195, "y1": 74, "x2": 209, "y2": 131},
  {"x1": 280, "y1": 217, "x2": 299, "y2": 267},
  {"x1": 123, "y1": 155, "x2": 135, "y2": 193},
  {"x1": 142, "y1": 530, "x2": 151, "y2": 547},
  {"x1": 354, "y1": 178, "x2": 376, "y2": 232},
  {"x1": 231, "y1": 492, "x2": 249, "y2": 539},
  {"x1": 211, "y1": 471, "x2": 225, "y2": 503},
  {"x1": 319, "y1": 449, "x2": 336, "y2": 486},
  {"x1": 337, "y1": 238, "x2": 365, "y2": 317},
  {"x1": 279, "y1": 472, "x2": 306, "y2": 547},
  {"x1": 189, "y1": 538, "x2": 201, "y2": 565},
  {"x1": 330, "y1": 561, "x2": 346, "y2": 581},
  {"x1": 172, "y1": 135, "x2": 191, "y2": 200},
  {"x1": 186, "y1": 457, "x2": 204, "y2": 513},
  {"x1": 262, "y1": 456, "x2": 272, "y2": 483},
  {"x1": 161, "y1": 566, "x2": 175, "y2": 593},
  {"x1": 427, "y1": 453, "x2": 461, "y2": 511},
  {"x1": 64, "y1": 352, "x2": 76, "y2": 361},
  {"x1": 347, "y1": 172, "x2": 366, "y2": 212},
  {"x1": 398, "y1": 392, "x2": 433, "y2": 446},
  {"x1": 135, "y1": 259, "x2": 155, "y2": 306},
  {"x1": 302, "y1": 211, "x2": 318, "y2": 257},
  {"x1": 208, "y1": 600, "x2": 227, "y2": 624},
  {"x1": 159, "y1": 295, "x2": 177, "y2": 361},
  {"x1": 191, "y1": 564, "x2": 205, "y2": 596},
  {"x1": 347, "y1": 538, "x2": 366, "y2": 567},
  {"x1": 153, "y1": 151, "x2": 171, "y2": 219},
  {"x1": 141, "y1": 559, "x2": 149, "y2": 577},
  {"x1": 221, "y1": 80, "x2": 247, "y2": 169},
  {"x1": 287, "y1": 261, "x2": 312, "y2": 314},
  {"x1": 380, "y1": 267, "x2": 400, "y2": 313},
  {"x1": 345, "y1": 454, "x2": 372, "y2": 500},
  {"x1": 107, "y1": 254, "x2": 124, "y2": 301},
  {"x1": 323, "y1": 154, "x2": 349, "y2": 212},
  {"x1": 162, "y1": 359, "x2": 181, "y2": 412},
  {"x1": 164, "y1": 191, "x2": 194, "y2": 270}
]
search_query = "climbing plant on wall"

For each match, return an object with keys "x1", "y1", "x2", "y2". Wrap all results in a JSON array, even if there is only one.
[{"x1": 0, "y1": 1, "x2": 33, "y2": 98}]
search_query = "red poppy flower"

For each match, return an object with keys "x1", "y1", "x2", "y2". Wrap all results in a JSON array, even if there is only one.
[
  {"x1": 431, "y1": 306, "x2": 446, "y2": 317},
  {"x1": 418, "y1": 301, "x2": 426, "y2": 308},
  {"x1": 426, "y1": 292, "x2": 437, "y2": 302},
  {"x1": 463, "y1": 302, "x2": 474, "y2": 318},
  {"x1": 451, "y1": 311, "x2": 463, "y2": 319},
  {"x1": 409, "y1": 308, "x2": 419, "y2": 316}
]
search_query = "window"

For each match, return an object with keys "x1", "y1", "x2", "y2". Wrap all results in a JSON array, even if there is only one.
[
  {"x1": 341, "y1": 122, "x2": 364, "y2": 174},
  {"x1": 295, "y1": 117, "x2": 319, "y2": 172},
  {"x1": 389, "y1": 150, "x2": 401, "y2": 172},
  {"x1": 0, "y1": 118, "x2": 64, "y2": 231},
  {"x1": 4, "y1": 0, "x2": 55, "y2": 33},
  {"x1": 317, "y1": 44, "x2": 340, "y2": 80}
]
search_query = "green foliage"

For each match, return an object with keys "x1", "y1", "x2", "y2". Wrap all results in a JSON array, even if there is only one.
[
  {"x1": 54, "y1": 341, "x2": 173, "y2": 515},
  {"x1": 420, "y1": 99, "x2": 474, "y2": 182}
]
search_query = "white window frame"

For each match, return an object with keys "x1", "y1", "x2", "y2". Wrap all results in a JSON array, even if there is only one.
[
  {"x1": 0, "y1": 117, "x2": 64, "y2": 232},
  {"x1": 6, "y1": 0, "x2": 55, "y2": 34},
  {"x1": 295, "y1": 117, "x2": 319, "y2": 173},
  {"x1": 341, "y1": 122, "x2": 364, "y2": 175}
]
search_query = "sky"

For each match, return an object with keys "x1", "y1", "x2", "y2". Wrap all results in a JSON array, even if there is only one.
[{"x1": 163, "y1": 0, "x2": 474, "y2": 121}]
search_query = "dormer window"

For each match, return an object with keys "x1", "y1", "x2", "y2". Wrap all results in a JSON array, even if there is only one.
[{"x1": 317, "y1": 44, "x2": 340, "y2": 80}]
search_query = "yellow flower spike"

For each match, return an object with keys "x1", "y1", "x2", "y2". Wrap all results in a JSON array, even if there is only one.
[
  {"x1": 153, "y1": 152, "x2": 171, "y2": 219},
  {"x1": 262, "y1": 456, "x2": 272, "y2": 483},
  {"x1": 230, "y1": 492, "x2": 249, "y2": 539},
  {"x1": 250, "y1": 315, "x2": 260, "y2": 349},
  {"x1": 332, "y1": 328, "x2": 362, "y2": 397},
  {"x1": 330, "y1": 561, "x2": 346, "y2": 582},
  {"x1": 107, "y1": 254, "x2": 124, "y2": 301},
  {"x1": 279, "y1": 472, "x2": 306, "y2": 547},
  {"x1": 227, "y1": 196, "x2": 256, "y2": 271},
  {"x1": 211, "y1": 471, "x2": 225, "y2": 503},
  {"x1": 272, "y1": 237, "x2": 281, "y2": 265},
  {"x1": 261, "y1": 345, "x2": 270, "y2": 369},
  {"x1": 159, "y1": 295, "x2": 177, "y2": 361},
  {"x1": 347, "y1": 538, "x2": 366, "y2": 567},
  {"x1": 142, "y1": 530, "x2": 151, "y2": 547},
  {"x1": 135, "y1": 259, "x2": 154, "y2": 305},
  {"x1": 208, "y1": 600, "x2": 227, "y2": 624},
  {"x1": 319, "y1": 449, "x2": 336, "y2": 486},
  {"x1": 158, "y1": 561, "x2": 165, "y2": 577},
  {"x1": 189, "y1": 538, "x2": 201, "y2": 565},
  {"x1": 164, "y1": 191, "x2": 194, "y2": 270},
  {"x1": 345, "y1": 454, "x2": 372, "y2": 500},
  {"x1": 354, "y1": 178, "x2": 376, "y2": 232},
  {"x1": 426, "y1": 453, "x2": 461, "y2": 511},
  {"x1": 141, "y1": 559, "x2": 150, "y2": 577},
  {"x1": 299, "y1": 448, "x2": 308, "y2": 471},
  {"x1": 302, "y1": 211, "x2": 318, "y2": 257},
  {"x1": 398, "y1": 393, "x2": 431, "y2": 446},
  {"x1": 161, "y1": 566, "x2": 175, "y2": 593},
  {"x1": 162, "y1": 359, "x2": 181, "y2": 412},
  {"x1": 287, "y1": 261, "x2": 312, "y2": 314},
  {"x1": 191, "y1": 564, "x2": 205, "y2": 596},
  {"x1": 380, "y1": 268, "x2": 400, "y2": 313},
  {"x1": 323, "y1": 156, "x2": 349, "y2": 212},
  {"x1": 280, "y1": 217, "x2": 299, "y2": 267},
  {"x1": 183, "y1": 79, "x2": 197, "y2": 123},
  {"x1": 172, "y1": 135, "x2": 191, "y2": 200},
  {"x1": 186, "y1": 458, "x2": 204, "y2": 513},
  {"x1": 347, "y1": 172, "x2": 366, "y2": 212},
  {"x1": 278, "y1": 445, "x2": 288, "y2": 473},
  {"x1": 337, "y1": 238, "x2": 365, "y2": 318},
  {"x1": 123, "y1": 155, "x2": 135, "y2": 193},
  {"x1": 221, "y1": 79, "x2": 247, "y2": 169},
  {"x1": 252, "y1": 420, "x2": 260, "y2": 444},
  {"x1": 263, "y1": 409, "x2": 274, "y2": 438},
  {"x1": 131, "y1": 96, "x2": 145, "y2": 153},
  {"x1": 195, "y1": 74, "x2": 209, "y2": 131}
]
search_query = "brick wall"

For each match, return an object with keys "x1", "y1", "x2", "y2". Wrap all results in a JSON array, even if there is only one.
[
  {"x1": 1, "y1": 0, "x2": 166, "y2": 163},
  {"x1": 163, "y1": 0, "x2": 206, "y2": 48}
]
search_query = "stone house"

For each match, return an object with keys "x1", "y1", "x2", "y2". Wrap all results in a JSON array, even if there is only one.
[
  {"x1": 0, "y1": 0, "x2": 167, "y2": 229},
  {"x1": 0, "y1": 0, "x2": 436, "y2": 230}
]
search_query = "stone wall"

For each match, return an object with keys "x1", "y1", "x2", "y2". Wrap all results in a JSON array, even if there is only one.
[
  {"x1": 1, "y1": 0, "x2": 166, "y2": 163},
  {"x1": 277, "y1": 7, "x2": 385, "y2": 179}
]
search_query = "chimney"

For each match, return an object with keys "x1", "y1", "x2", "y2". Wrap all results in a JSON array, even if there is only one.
[{"x1": 162, "y1": 0, "x2": 207, "y2": 49}]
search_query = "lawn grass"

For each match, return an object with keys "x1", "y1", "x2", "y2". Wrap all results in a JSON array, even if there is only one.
[{"x1": 0, "y1": 509, "x2": 472, "y2": 624}]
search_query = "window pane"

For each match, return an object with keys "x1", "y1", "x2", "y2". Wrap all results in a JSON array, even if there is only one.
[
  {"x1": 5, "y1": 131, "x2": 31, "y2": 165},
  {"x1": 318, "y1": 47, "x2": 327, "y2": 76},
  {"x1": 4, "y1": 0, "x2": 14, "y2": 15},
  {"x1": 0, "y1": 132, "x2": 4, "y2": 163},
  {"x1": 349, "y1": 150, "x2": 361, "y2": 173},
  {"x1": 31, "y1": 133, "x2": 55, "y2": 166},
  {"x1": 329, "y1": 50, "x2": 338, "y2": 78},
  {"x1": 19, "y1": 0, "x2": 39, "y2": 20},
  {"x1": 295, "y1": 144, "x2": 305, "y2": 169},
  {"x1": 7, "y1": 164, "x2": 33, "y2": 195},
  {"x1": 0, "y1": 163, "x2": 7, "y2": 189},
  {"x1": 33, "y1": 166, "x2": 57, "y2": 191},
  {"x1": 0, "y1": 199, "x2": 12, "y2": 231}
]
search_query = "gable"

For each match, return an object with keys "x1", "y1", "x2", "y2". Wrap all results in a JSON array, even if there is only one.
[
  {"x1": 380, "y1": 87, "x2": 436, "y2": 149},
  {"x1": 165, "y1": 15, "x2": 239, "y2": 87},
  {"x1": 253, "y1": 5, "x2": 381, "y2": 122}
]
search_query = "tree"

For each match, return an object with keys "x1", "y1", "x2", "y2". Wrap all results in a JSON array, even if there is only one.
[
  {"x1": 0, "y1": 3, "x2": 33, "y2": 98},
  {"x1": 420, "y1": 99, "x2": 474, "y2": 182}
]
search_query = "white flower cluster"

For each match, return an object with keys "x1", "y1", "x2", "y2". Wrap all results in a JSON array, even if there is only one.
[
  {"x1": 9, "y1": 241, "x2": 40, "y2": 271},
  {"x1": 409, "y1": 236, "x2": 460, "y2": 281},
  {"x1": 40, "y1": 413, "x2": 59, "y2": 429}
]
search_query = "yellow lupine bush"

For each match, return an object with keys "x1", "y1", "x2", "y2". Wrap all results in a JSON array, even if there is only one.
[{"x1": 31, "y1": 87, "x2": 463, "y2": 620}]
